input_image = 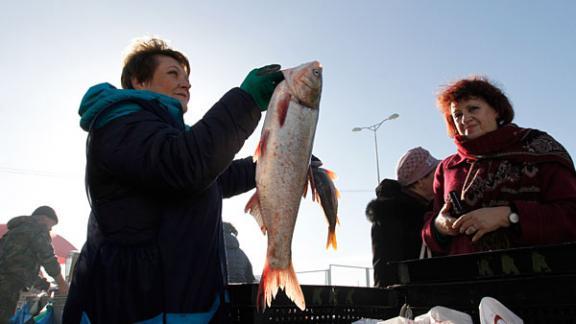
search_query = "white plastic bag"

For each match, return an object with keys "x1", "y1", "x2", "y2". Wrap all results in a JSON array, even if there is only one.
[
  {"x1": 479, "y1": 296, "x2": 523, "y2": 324},
  {"x1": 352, "y1": 319, "x2": 386, "y2": 324},
  {"x1": 414, "y1": 306, "x2": 473, "y2": 324},
  {"x1": 380, "y1": 316, "x2": 414, "y2": 324}
]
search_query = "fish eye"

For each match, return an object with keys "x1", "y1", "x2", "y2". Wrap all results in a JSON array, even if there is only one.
[{"x1": 312, "y1": 69, "x2": 320, "y2": 76}]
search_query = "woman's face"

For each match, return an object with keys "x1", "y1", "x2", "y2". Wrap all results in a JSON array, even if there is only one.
[
  {"x1": 450, "y1": 97, "x2": 499, "y2": 140},
  {"x1": 133, "y1": 55, "x2": 191, "y2": 113}
]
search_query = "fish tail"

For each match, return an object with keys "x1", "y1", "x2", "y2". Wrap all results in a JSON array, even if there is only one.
[
  {"x1": 326, "y1": 229, "x2": 338, "y2": 250},
  {"x1": 257, "y1": 258, "x2": 305, "y2": 312}
]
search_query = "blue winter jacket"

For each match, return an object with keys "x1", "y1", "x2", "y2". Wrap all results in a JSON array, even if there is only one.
[{"x1": 63, "y1": 83, "x2": 260, "y2": 323}]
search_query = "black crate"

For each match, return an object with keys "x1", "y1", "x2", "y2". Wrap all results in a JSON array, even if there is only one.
[
  {"x1": 227, "y1": 243, "x2": 576, "y2": 323},
  {"x1": 385, "y1": 242, "x2": 576, "y2": 323},
  {"x1": 388, "y1": 242, "x2": 576, "y2": 285},
  {"x1": 227, "y1": 284, "x2": 399, "y2": 323},
  {"x1": 393, "y1": 274, "x2": 576, "y2": 323}
]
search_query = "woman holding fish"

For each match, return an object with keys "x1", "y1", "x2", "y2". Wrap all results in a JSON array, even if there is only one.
[
  {"x1": 422, "y1": 77, "x2": 576, "y2": 256},
  {"x1": 63, "y1": 37, "x2": 283, "y2": 323}
]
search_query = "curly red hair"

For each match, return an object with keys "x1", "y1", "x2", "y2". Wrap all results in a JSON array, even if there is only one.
[{"x1": 437, "y1": 76, "x2": 514, "y2": 138}]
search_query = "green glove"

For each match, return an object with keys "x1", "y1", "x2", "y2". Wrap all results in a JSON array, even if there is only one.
[{"x1": 240, "y1": 64, "x2": 284, "y2": 111}]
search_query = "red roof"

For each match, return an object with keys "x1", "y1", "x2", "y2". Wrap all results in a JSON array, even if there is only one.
[{"x1": 0, "y1": 224, "x2": 78, "y2": 264}]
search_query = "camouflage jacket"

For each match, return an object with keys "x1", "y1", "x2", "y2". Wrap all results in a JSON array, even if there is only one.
[{"x1": 0, "y1": 216, "x2": 61, "y2": 287}]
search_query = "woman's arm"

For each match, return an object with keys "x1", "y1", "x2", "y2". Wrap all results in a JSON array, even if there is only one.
[
  {"x1": 94, "y1": 88, "x2": 260, "y2": 193},
  {"x1": 513, "y1": 163, "x2": 576, "y2": 245},
  {"x1": 422, "y1": 161, "x2": 458, "y2": 253},
  {"x1": 218, "y1": 157, "x2": 257, "y2": 198},
  {"x1": 451, "y1": 163, "x2": 576, "y2": 245}
]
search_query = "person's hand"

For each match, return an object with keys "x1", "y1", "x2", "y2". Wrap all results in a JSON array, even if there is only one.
[
  {"x1": 434, "y1": 201, "x2": 459, "y2": 236},
  {"x1": 54, "y1": 274, "x2": 69, "y2": 295},
  {"x1": 57, "y1": 281, "x2": 69, "y2": 295},
  {"x1": 33, "y1": 276, "x2": 51, "y2": 291},
  {"x1": 452, "y1": 206, "x2": 511, "y2": 242},
  {"x1": 240, "y1": 64, "x2": 284, "y2": 111}
]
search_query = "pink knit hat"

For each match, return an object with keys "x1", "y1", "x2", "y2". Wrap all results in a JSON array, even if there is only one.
[{"x1": 396, "y1": 147, "x2": 440, "y2": 186}]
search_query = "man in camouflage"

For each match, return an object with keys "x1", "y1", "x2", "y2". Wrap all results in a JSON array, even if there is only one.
[{"x1": 0, "y1": 206, "x2": 69, "y2": 322}]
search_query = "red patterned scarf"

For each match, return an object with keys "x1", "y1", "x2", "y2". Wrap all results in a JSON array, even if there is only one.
[
  {"x1": 452, "y1": 124, "x2": 574, "y2": 250},
  {"x1": 455, "y1": 123, "x2": 574, "y2": 171}
]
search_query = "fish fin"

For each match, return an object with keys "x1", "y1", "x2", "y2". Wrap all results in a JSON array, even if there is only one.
[
  {"x1": 252, "y1": 148, "x2": 258, "y2": 163},
  {"x1": 326, "y1": 228, "x2": 338, "y2": 250},
  {"x1": 321, "y1": 167, "x2": 340, "y2": 199},
  {"x1": 312, "y1": 188, "x2": 320, "y2": 203},
  {"x1": 307, "y1": 165, "x2": 318, "y2": 201},
  {"x1": 257, "y1": 258, "x2": 305, "y2": 312},
  {"x1": 277, "y1": 93, "x2": 291, "y2": 127},
  {"x1": 323, "y1": 168, "x2": 338, "y2": 180},
  {"x1": 245, "y1": 191, "x2": 267, "y2": 234},
  {"x1": 253, "y1": 129, "x2": 270, "y2": 162}
]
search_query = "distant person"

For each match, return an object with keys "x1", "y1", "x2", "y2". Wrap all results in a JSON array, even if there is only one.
[
  {"x1": 422, "y1": 76, "x2": 576, "y2": 255},
  {"x1": 366, "y1": 147, "x2": 440, "y2": 287},
  {"x1": 0, "y1": 206, "x2": 69, "y2": 322},
  {"x1": 223, "y1": 222, "x2": 256, "y2": 284},
  {"x1": 62, "y1": 37, "x2": 283, "y2": 323}
]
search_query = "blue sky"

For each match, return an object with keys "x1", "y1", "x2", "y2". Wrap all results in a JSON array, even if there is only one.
[{"x1": 1, "y1": 1, "x2": 575, "y2": 284}]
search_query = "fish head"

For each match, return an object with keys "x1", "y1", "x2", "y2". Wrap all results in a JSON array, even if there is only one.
[{"x1": 282, "y1": 61, "x2": 323, "y2": 109}]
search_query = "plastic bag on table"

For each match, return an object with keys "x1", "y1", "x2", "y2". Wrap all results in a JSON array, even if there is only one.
[
  {"x1": 414, "y1": 306, "x2": 473, "y2": 324},
  {"x1": 352, "y1": 319, "x2": 389, "y2": 324},
  {"x1": 380, "y1": 316, "x2": 414, "y2": 323},
  {"x1": 479, "y1": 297, "x2": 523, "y2": 324}
]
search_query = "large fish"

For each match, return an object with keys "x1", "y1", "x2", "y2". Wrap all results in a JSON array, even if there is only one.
[
  {"x1": 310, "y1": 160, "x2": 340, "y2": 250},
  {"x1": 245, "y1": 61, "x2": 322, "y2": 311}
]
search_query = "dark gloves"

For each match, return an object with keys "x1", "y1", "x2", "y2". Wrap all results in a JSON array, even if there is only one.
[{"x1": 240, "y1": 64, "x2": 284, "y2": 111}]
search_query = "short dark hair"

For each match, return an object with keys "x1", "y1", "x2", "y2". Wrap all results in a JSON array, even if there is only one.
[
  {"x1": 437, "y1": 76, "x2": 515, "y2": 138},
  {"x1": 121, "y1": 38, "x2": 190, "y2": 89}
]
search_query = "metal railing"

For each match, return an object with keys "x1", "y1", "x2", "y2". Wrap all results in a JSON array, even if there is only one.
[{"x1": 297, "y1": 264, "x2": 373, "y2": 287}]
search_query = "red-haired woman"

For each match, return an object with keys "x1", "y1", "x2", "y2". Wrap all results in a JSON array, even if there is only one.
[{"x1": 422, "y1": 76, "x2": 576, "y2": 255}]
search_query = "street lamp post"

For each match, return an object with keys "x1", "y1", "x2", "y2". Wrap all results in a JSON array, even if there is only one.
[{"x1": 352, "y1": 113, "x2": 399, "y2": 184}]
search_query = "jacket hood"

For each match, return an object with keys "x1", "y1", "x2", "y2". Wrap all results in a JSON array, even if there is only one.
[
  {"x1": 224, "y1": 232, "x2": 240, "y2": 249},
  {"x1": 366, "y1": 179, "x2": 429, "y2": 223},
  {"x1": 375, "y1": 179, "x2": 402, "y2": 198},
  {"x1": 366, "y1": 179, "x2": 401, "y2": 223},
  {"x1": 366, "y1": 198, "x2": 398, "y2": 223},
  {"x1": 7, "y1": 216, "x2": 38, "y2": 231},
  {"x1": 79, "y1": 83, "x2": 185, "y2": 131}
]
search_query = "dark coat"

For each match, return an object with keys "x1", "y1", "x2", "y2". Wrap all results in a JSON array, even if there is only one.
[
  {"x1": 63, "y1": 84, "x2": 260, "y2": 323},
  {"x1": 0, "y1": 216, "x2": 60, "y2": 287},
  {"x1": 366, "y1": 179, "x2": 431, "y2": 287},
  {"x1": 223, "y1": 226, "x2": 256, "y2": 284}
]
